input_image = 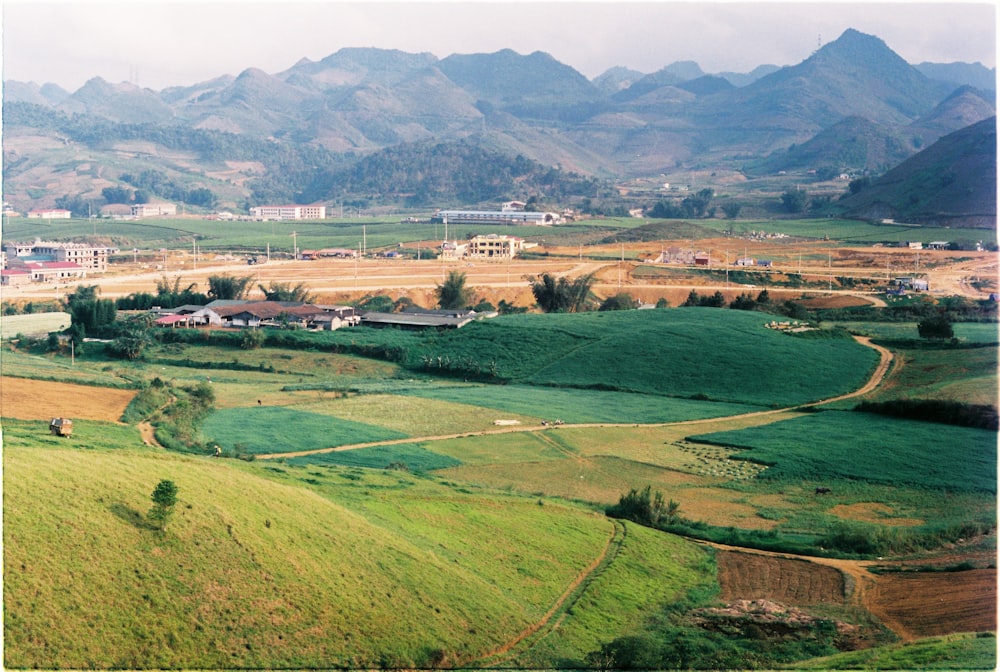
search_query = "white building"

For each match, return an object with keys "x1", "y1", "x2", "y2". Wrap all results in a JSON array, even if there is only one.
[
  {"x1": 4, "y1": 240, "x2": 113, "y2": 272},
  {"x1": 250, "y1": 205, "x2": 326, "y2": 221},
  {"x1": 432, "y1": 209, "x2": 562, "y2": 226},
  {"x1": 467, "y1": 234, "x2": 524, "y2": 259},
  {"x1": 131, "y1": 203, "x2": 177, "y2": 217},
  {"x1": 26, "y1": 209, "x2": 71, "y2": 219}
]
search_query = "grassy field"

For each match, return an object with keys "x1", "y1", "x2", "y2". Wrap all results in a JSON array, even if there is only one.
[
  {"x1": 2, "y1": 294, "x2": 994, "y2": 668},
  {"x1": 396, "y1": 309, "x2": 879, "y2": 407},
  {"x1": 198, "y1": 406, "x2": 410, "y2": 454},
  {"x1": 1, "y1": 216, "x2": 627, "y2": 255},
  {"x1": 787, "y1": 632, "x2": 996, "y2": 670},
  {"x1": 5, "y1": 215, "x2": 983, "y2": 252},
  {"x1": 0, "y1": 311, "x2": 71, "y2": 338},
  {"x1": 398, "y1": 383, "x2": 763, "y2": 424},
  {"x1": 689, "y1": 410, "x2": 996, "y2": 493},
  {"x1": 6, "y1": 438, "x2": 695, "y2": 669}
]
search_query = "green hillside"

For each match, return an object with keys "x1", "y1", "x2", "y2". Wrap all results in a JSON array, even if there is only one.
[
  {"x1": 789, "y1": 632, "x2": 996, "y2": 670},
  {"x1": 4, "y1": 435, "x2": 712, "y2": 669},
  {"x1": 404, "y1": 309, "x2": 880, "y2": 407}
]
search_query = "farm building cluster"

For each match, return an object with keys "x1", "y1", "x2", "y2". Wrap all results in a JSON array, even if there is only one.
[
  {"x1": 646, "y1": 248, "x2": 773, "y2": 268},
  {"x1": 1, "y1": 239, "x2": 116, "y2": 287},
  {"x1": 152, "y1": 301, "x2": 488, "y2": 331}
]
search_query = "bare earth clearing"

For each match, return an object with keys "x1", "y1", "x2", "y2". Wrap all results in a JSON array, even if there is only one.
[
  {"x1": 0, "y1": 376, "x2": 134, "y2": 422},
  {"x1": 710, "y1": 544, "x2": 996, "y2": 643},
  {"x1": 5, "y1": 241, "x2": 995, "y2": 307}
]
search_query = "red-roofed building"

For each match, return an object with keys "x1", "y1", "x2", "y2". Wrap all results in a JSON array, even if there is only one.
[
  {"x1": 24, "y1": 261, "x2": 86, "y2": 282},
  {"x1": 1, "y1": 269, "x2": 32, "y2": 286}
]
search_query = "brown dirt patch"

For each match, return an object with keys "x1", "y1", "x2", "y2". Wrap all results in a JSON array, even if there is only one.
[
  {"x1": 829, "y1": 502, "x2": 925, "y2": 527},
  {"x1": 716, "y1": 550, "x2": 847, "y2": 606},
  {"x1": 0, "y1": 376, "x2": 135, "y2": 422},
  {"x1": 797, "y1": 294, "x2": 873, "y2": 309},
  {"x1": 869, "y1": 569, "x2": 997, "y2": 639}
]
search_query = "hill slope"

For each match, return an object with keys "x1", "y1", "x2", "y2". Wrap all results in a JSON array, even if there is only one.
[
  {"x1": 838, "y1": 116, "x2": 997, "y2": 227},
  {"x1": 3, "y1": 441, "x2": 621, "y2": 669}
]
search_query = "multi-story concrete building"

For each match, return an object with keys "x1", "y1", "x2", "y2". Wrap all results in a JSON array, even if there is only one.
[
  {"x1": 250, "y1": 205, "x2": 326, "y2": 221},
  {"x1": 4, "y1": 240, "x2": 113, "y2": 272},
  {"x1": 466, "y1": 234, "x2": 524, "y2": 259}
]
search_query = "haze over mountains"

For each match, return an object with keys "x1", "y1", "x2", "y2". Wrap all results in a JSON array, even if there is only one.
[{"x1": 3, "y1": 28, "x2": 995, "y2": 221}]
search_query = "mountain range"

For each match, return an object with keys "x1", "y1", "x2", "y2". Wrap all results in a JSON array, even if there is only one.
[{"x1": 2, "y1": 29, "x2": 995, "y2": 218}]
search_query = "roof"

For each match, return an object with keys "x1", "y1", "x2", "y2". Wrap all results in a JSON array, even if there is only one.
[
  {"x1": 25, "y1": 261, "x2": 84, "y2": 270},
  {"x1": 213, "y1": 301, "x2": 322, "y2": 320},
  {"x1": 155, "y1": 314, "x2": 190, "y2": 325},
  {"x1": 1, "y1": 269, "x2": 30, "y2": 276},
  {"x1": 361, "y1": 310, "x2": 477, "y2": 329}
]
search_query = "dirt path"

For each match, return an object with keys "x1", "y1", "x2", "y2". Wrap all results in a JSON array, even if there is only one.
[{"x1": 466, "y1": 519, "x2": 625, "y2": 667}]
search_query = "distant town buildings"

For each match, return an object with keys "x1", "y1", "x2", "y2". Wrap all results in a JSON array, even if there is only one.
[
  {"x1": 250, "y1": 205, "x2": 327, "y2": 221},
  {"x1": 1, "y1": 239, "x2": 115, "y2": 285}
]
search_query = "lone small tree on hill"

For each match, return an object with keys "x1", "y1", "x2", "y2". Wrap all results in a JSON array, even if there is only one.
[{"x1": 148, "y1": 479, "x2": 178, "y2": 531}]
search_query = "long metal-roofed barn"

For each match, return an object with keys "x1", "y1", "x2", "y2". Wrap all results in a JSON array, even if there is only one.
[
  {"x1": 360, "y1": 308, "x2": 492, "y2": 330},
  {"x1": 431, "y1": 209, "x2": 562, "y2": 226}
]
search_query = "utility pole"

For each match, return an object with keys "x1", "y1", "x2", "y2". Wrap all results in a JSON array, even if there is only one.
[{"x1": 291, "y1": 231, "x2": 298, "y2": 260}]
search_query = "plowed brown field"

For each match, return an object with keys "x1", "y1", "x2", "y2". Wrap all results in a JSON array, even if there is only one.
[
  {"x1": 717, "y1": 550, "x2": 847, "y2": 605},
  {"x1": 715, "y1": 548, "x2": 997, "y2": 642},
  {"x1": 0, "y1": 376, "x2": 134, "y2": 422},
  {"x1": 868, "y1": 569, "x2": 997, "y2": 639}
]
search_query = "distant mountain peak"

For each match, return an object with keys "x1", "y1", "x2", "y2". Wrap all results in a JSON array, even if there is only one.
[{"x1": 813, "y1": 28, "x2": 904, "y2": 68}]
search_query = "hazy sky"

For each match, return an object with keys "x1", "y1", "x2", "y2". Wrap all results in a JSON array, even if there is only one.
[{"x1": 2, "y1": 1, "x2": 996, "y2": 92}]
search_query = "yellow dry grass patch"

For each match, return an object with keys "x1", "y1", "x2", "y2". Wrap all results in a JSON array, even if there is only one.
[
  {"x1": 0, "y1": 376, "x2": 135, "y2": 422},
  {"x1": 829, "y1": 502, "x2": 925, "y2": 527}
]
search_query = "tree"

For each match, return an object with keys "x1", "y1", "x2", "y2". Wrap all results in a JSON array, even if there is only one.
[
  {"x1": 102, "y1": 185, "x2": 133, "y2": 204},
  {"x1": 259, "y1": 281, "x2": 314, "y2": 303},
  {"x1": 435, "y1": 270, "x2": 473, "y2": 310},
  {"x1": 356, "y1": 294, "x2": 396, "y2": 312},
  {"x1": 207, "y1": 274, "x2": 253, "y2": 301},
  {"x1": 108, "y1": 327, "x2": 150, "y2": 360},
  {"x1": 529, "y1": 273, "x2": 595, "y2": 313},
  {"x1": 918, "y1": 314, "x2": 954, "y2": 340},
  {"x1": 599, "y1": 293, "x2": 638, "y2": 311},
  {"x1": 240, "y1": 328, "x2": 266, "y2": 350},
  {"x1": 67, "y1": 285, "x2": 117, "y2": 337},
  {"x1": 720, "y1": 201, "x2": 742, "y2": 219},
  {"x1": 848, "y1": 176, "x2": 871, "y2": 194},
  {"x1": 780, "y1": 188, "x2": 808, "y2": 213},
  {"x1": 148, "y1": 480, "x2": 178, "y2": 531},
  {"x1": 497, "y1": 299, "x2": 527, "y2": 315}
]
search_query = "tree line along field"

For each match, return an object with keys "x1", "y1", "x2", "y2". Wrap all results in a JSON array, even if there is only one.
[{"x1": 2, "y1": 300, "x2": 996, "y2": 669}]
